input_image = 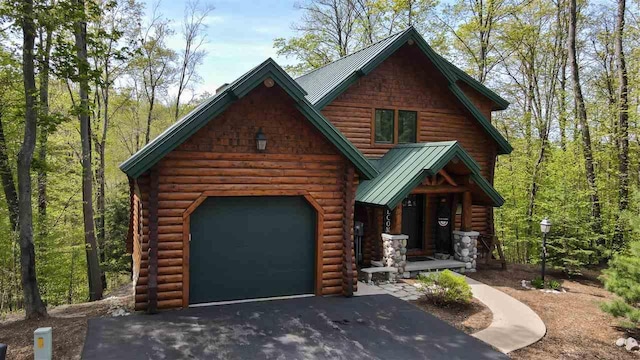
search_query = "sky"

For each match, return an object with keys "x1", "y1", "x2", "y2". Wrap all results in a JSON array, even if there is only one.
[{"x1": 151, "y1": 0, "x2": 302, "y2": 97}]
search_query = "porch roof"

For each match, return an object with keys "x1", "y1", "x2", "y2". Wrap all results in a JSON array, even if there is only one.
[{"x1": 355, "y1": 141, "x2": 505, "y2": 209}]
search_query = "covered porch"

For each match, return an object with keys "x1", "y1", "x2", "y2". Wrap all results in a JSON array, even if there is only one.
[{"x1": 354, "y1": 142, "x2": 505, "y2": 278}]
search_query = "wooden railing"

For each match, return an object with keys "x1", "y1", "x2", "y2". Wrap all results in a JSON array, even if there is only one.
[{"x1": 478, "y1": 234, "x2": 507, "y2": 270}]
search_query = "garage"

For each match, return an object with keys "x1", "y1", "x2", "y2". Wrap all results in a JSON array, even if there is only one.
[
  {"x1": 122, "y1": 64, "x2": 373, "y2": 311},
  {"x1": 188, "y1": 196, "x2": 317, "y2": 305}
]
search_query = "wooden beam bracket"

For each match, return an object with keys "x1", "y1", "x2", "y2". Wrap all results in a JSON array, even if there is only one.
[{"x1": 438, "y1": 169, "x2": 458, "y2": 187}]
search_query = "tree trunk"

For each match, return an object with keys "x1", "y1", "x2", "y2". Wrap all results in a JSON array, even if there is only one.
[
  {"x1": 37, "y1": 27, "x2": 52, "y2": 236},
  {"x1": 174, "y1": 73, "x2": 184, "y2": 121},
  {"x1": 613, "y1": 0, "x2": 629, "y2": 249},
  {"x1": 524, "y1": 63, "x2": 536, "y2": 240},
  {"x1": 568, "y1": 0, "x2": 603, "y2": 241},
  {"x1": 0, "y1": 114, "x2": 19, "y2": 231},
  {"x1": 18, "y1": 0, "x2": 47, "y2": 319},
  {"x1": 96, "y1": 55, "x2": 110, "y2": 290},
  {"x1": 96, "y1": 121, "x2": 107, "y2": 291},
  {"x1": 67, "y1": 246, "x2": 76, "y2": 304},
  {"x1": 557, "y1": 0, "x2": 568, "y2": 152},
  {"x1": 145, "y1": 89, "x2": 155, "y2": 144},
  {"x1": 75, "y1": 0, "x2": 103, "y2": 302},
  {"x1": 558, "y1": 54, "x2": 567, "y2": 151}
]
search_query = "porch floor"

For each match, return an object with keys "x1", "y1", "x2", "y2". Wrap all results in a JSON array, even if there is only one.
[{"x1": 405, "y1": 257, "x2": 466, "y2": 272}]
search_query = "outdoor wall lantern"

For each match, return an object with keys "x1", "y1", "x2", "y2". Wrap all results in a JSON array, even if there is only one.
[
  {"x1": 256, "y1": 128, "x2": 267, "y2": 152},
  {"x1": 540, "y1": 218, "x2": 552, "y2": 282}
]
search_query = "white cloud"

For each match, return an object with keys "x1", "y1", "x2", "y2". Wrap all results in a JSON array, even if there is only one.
[
  {"x1": 203, "y1": 41, "x2": 276, "y2": 60},
  {"x1": 203, "y1": 14, "x2": 225, "y2": 25}
]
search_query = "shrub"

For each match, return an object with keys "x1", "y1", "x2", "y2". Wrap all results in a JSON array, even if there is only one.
[
  {"x1": 547, "y1": 279, "x2": 561, "y2": 290},
  {"x1": 417, "y1": 270, "x2": 473, "y2": 305},
  {"x1": 531, "y1": 277, "x2": 544, "y2": 289}
]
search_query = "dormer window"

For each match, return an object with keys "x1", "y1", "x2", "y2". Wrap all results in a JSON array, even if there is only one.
[{"x1": 374, "y1": 109, "x2": 417, "y2": 144}]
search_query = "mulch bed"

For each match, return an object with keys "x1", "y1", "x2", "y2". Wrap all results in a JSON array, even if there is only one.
[
  {"x1": 0, "y1": 286, "x2": 133, "y2": 360},
  {"x1": 401, "y1": 278, "x2": 493, "y2": 334},
  {"x1": 410, "y1": 296, "x2": 493, "y2": 334},
  {"x1": 469, "y1": 263, "x2": 638, "y2": 359}
]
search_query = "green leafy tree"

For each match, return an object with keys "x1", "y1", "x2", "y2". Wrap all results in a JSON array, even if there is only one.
[
  {"x1": 274, "y1": 34, "x2": 334, "y2": 76},
  {"x1": 102, "y1": 182, "x2": 131, "y2": 275},
  {"x1": 601, "y1": 204, "x2": 640, "y2": 327},
  {"x1": 275, "y1": 0, "x2": 358, "y2": 76},
  {"x1": 440, "y1": 0, "x2": 522, "y2": 83},
  {"x1": 275, "y1": 0, "x2": 441, "y2": 76}
]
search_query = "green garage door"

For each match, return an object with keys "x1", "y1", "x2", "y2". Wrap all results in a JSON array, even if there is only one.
[{"x1": 189, "y1": 196, "x2": 316, "y2": 304}]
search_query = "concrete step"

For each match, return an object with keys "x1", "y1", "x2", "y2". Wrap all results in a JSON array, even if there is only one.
[
  {"x1": 360, "y1": 267, "x2": 397, "y2": 274},
  {"x1": 404, "y1": 259, "x2": 466, "y2": 272}
]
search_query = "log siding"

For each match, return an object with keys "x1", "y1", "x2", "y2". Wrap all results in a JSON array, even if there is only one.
[
  {"x1": 322, "y1": 44, "x2": 498, "y2": 236},
  {"x1": 133, "y1": 85, "x2": 357, "y2": 311}
]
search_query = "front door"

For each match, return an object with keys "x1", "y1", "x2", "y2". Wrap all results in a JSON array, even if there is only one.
[
  {"x1": 434, "y1": 196, "x2": 452, "y2": 254},
  {"x1": 402, "y1": 194, "x2": 424, "y2": 250}
]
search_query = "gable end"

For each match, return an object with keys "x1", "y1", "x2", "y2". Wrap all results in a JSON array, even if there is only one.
[{"x1": 120, "y1": 59, "x2": 378, "y2": 179}]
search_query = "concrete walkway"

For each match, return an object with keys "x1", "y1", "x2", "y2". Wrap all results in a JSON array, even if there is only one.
[
  {"x1": 355, "y1": 277, "x2": 546, "y2": 354},
  {"x1": 466, "y1": 277, "x2": 546, "y2": 353}
]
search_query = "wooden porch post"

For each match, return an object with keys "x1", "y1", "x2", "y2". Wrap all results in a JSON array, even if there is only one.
[
  {"x1": 390, "y1": 204, "x2": 402, "y2": 235},
  {"x1": 461, "y1": 191, "x2": 472, "y2": 232},
  {"x1": 374, "y1": 207, "x2": 384, "y2": 260}
]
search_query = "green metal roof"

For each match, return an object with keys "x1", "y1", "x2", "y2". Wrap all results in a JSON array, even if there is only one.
[
  {"x1": 356, "y1": 141, "x2": 505, "y2": 209},
  {"x1": 295, "y1": 30, "x2": 407, "y2": 106},
  {"x1": 295, "y1": 27, "x2": 513, "y2": 155},
  {"x1": 120, "y1": 58, "x2": 378, "y2": 180}
]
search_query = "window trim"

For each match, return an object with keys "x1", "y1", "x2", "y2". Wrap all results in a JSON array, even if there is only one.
[{"x1": 371, "y1": 107, "x2": 418, "y2": 145}]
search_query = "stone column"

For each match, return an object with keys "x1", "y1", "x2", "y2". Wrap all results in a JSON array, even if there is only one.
[
  {"x1": 381, "y1": 233, "x2": 408, "y2": 280},
  {"x1": 453, "y1": 231, "x2": 479, "y2": 272}
]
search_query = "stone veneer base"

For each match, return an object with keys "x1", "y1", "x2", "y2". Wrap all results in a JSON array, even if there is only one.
[
  {"x1": 452, "y1": 231, "x2": 479, "y2": 271},
  {"x1": 381, "y1": 233, "x2": 408, "y2": 279}
]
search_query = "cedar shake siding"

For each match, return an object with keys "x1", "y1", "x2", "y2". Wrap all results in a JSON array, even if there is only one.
[
  {"x1": 132, "y1": 85, "x2": 357, "y2": 311},
  {"x1": 322, "y1": 44, "x2": 497, "y2": 235}
]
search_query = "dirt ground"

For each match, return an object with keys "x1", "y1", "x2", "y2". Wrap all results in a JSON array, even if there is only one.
[
  {"x1": 469, "y1": 263, "x2": 638, "y2": 360},
  {"x1": 0, "y1": 285, "x2": 133, "y2": 360}
]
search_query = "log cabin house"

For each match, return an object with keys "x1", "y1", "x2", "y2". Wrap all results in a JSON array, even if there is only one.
[{"x1": 121, "y1": 27, "x2": 511, "y2": 312}]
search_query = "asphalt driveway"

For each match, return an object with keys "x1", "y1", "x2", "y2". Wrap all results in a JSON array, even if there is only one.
[{"x1": 82, "y1": 294, "x2": 506, "y2": 360}]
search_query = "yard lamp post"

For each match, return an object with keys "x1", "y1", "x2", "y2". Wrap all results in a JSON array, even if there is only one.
[{"x1": 540, "y1": 218, "x2": 552, "y2": 282}]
